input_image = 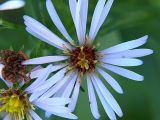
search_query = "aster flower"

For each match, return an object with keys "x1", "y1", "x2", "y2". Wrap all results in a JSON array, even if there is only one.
[
  {"x1": 0, "y1": 50, "x2": 77, "y2": 120},
  {"x1": 23, "y1": 0, "x2": 153, "y2": 119},
  {"x1": 0, "y1": 0, "x2": 25, "y2": 11}
]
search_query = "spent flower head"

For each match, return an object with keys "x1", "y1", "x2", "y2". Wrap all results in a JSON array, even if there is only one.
[{"x1": 0, "y1": 50, "x2": 29, "y2": 83}]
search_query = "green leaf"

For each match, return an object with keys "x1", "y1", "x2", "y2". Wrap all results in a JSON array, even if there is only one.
[{"x1": 0, "y1": 19, "x2": 24, "y2": 29}]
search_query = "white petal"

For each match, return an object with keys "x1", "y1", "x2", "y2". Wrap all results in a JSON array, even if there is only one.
[
  {"x1": 61, "y1": 73, "x2": 78, "y2": 98},
  {"x1": 3, "y1": 114, "x2": 11, "y2": 120},
  {"x1": 25, "y1": 65, "x2": 52, "y2": 93},
  {"x1": 0, "y1": 64, "x2": 4, "y2": 80},
  {"x1": 49, "y1": 112, "x2": 78, "y2": 119},
  {"x1": 31, "y1": 65, "x2": 43, "y2": 72},
  {"x1": 29, "y1": 67, "x2": 67, "y2": 102},
  {"x1": 68, "y1": 76, "x2": 80, "y2": 112},
  {"x1": 87, "y1": 75, "x2": 100, "y2": 119},
  {"x1": 90, "y1": 75, "x2": 117, "y2": 120},
  {"x1": 46, "y1": 0, "x2": 72, "y2": 42},
  {"x1": 29, "y1": 110, "x2": 42, "y2": 120},
  {"x1": 24, "y1": 15, "x2": 71, "y2": 50},
  {"x1": 75, "y1": 0, "x2": 85, "y2": 44},
  {"x1": 30, "y1": 64, "x2": 67, "y2": 79},
  {"x1": 54, "y1": 72, "x2": 77, "y2": 98},
  {"x1": 101, "y1": 35, "x2": 148, "y2": 54},
  {"x1": 26, "y1": 27, "x2": 59, "y2": 48},
  {"x1": 101, "y1": 49, "x2": 153, "y2": 58},
  {"x1": 22, "y1": 56, "x2": 68, "y2": 65},
  {"x1": 37, "y1": 97, "x2": 71, "y2": 106},
  {"x1": 91, "y1": 0, "x2": 113, "y2": 41},
  {"x1": 40, "y1": 72, "x2": 72, "y2": 99},
  {"x1": 25, "y1": 26, "x2": 66, "y2": 51},
  {"x1": 34, "y1": 102, "x2": 78, "y2": 120},
  {"x1": 25, "y1": 26, "x2": 64, "y2": 50},
  {"x1": 69, "y1": 0, "x2": 77, "y2": 25},
  {"x1": 97, "y1": 68, "x2": 123, "y2": 94},
  {"x1": 101, "y1": 58, "x2": 143, "y2": 66},
  {"x1": 50, "y1": 64, "x2": 67, "y2": 72},
  {"x1": 29, "y1": 89, "x2": 47, "y2": 102},
  {"x1": 89, "y1": 0, "x2": 106, "y2": 41},
  {"x1": 34, "y1": 101, "x2": 70, "y2": 113},
  {"x1": 54, "y1": 76, "x2": 72, "y2": 97},
  {"x1": 81, "y1": 0, "x2": 88, "y2": 41},
  {"x1": 45, "y1": 112, "x2": 77, "y2": 119},
  {"x1": 91, "y1": 74, "x2": 123, "y2": 117},
  {"x1": 0, "y1": 0, "x2": 25, "y2": 11},
  {"x1": 101, "y1": 63, "x2": 144, "y2": 81},
  {"x1": 0, "y1": 64, "x2": 12, "y2": 87},
  {"x1": 33, "y1": 67, "x2": 67, "y2": 92}
]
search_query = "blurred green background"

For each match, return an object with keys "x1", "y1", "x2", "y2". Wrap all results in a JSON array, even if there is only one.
[{"x1": 0, "y1": 0, "x2": 159, "y2": 120}]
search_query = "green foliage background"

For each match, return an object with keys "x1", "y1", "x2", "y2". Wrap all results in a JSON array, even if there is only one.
[{"x1": 0, "y1": 0, "x2": 159, "y2": 120}]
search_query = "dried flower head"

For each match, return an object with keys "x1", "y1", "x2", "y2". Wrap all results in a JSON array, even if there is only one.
[{"x1": 0, "y1": 50, "x2": 29, "y2": 83}]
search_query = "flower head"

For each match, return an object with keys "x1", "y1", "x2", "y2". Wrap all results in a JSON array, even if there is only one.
[
  {"x1": 23, "y1": 0, "x2": 153, "y2": 119},
  {"x1": 0, "y1": 89, "x2": 33, "y2": 120}
]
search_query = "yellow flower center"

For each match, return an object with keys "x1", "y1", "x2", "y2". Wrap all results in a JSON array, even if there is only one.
[
  {"x1": 0, "y1": 89, "x2": 33, "y2": 120},
  {"x1": 77, "y1": 46, "x2": 89, "y2": 70}
]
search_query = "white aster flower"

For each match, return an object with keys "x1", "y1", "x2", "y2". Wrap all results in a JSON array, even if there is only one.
[
  {"x1": 23, "y1": 0, "x2": 153, "y2": 119},
  {"x1": 0, "y1": 50, "x2": 77, "y2": 120},
  {"x1": 0, "y1": 0, "x2": 25, "y2": 11}
]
